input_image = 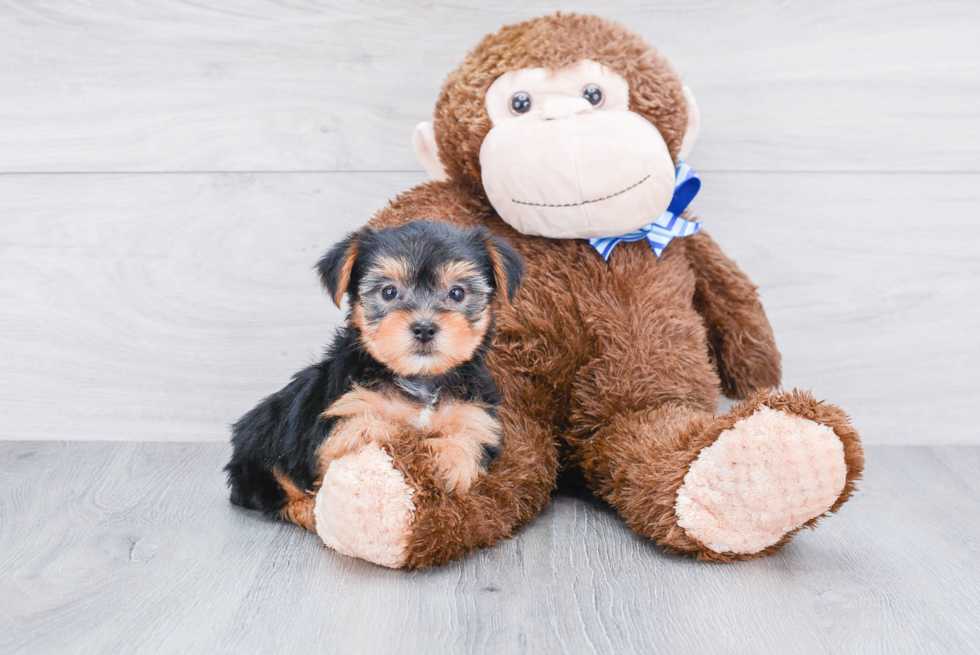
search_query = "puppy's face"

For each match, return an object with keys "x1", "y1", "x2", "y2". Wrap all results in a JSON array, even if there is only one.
[
  {"x1": 318, "y1": 221, "x2": 523, "y2": 377},
  {"x1": 353, "y1": 253, "x2": 492, "y2": 376}
]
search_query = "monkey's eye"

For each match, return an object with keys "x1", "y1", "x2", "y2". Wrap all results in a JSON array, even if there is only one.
[
  {"x1": 509, "y1": 92, "x2": 532, "y2": 115},
  {"x1": 381, "y1": 286, "x2": 398, "y2": 301},
  {"x1": 448, "y1": 286, "x2": 465, "y2": 302},
  {"x1": 582, "y1": 84, "x2": 604, "y2": 107}
]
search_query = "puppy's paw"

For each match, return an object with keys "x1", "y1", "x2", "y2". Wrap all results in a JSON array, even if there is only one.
[
  {"x1": 318, "y1": 414, "x2": 401, "y2": 473},
  {"x1": 423, "y1": 438, "x2": 482, "y2": 493},
  {"x1": 421, "y1": 402, "x2": 502, "y2": 493}
]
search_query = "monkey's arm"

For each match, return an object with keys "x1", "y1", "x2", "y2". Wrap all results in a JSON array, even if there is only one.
[{"x1": 684, "y1": 230, "x2": 782, "y2": 399}]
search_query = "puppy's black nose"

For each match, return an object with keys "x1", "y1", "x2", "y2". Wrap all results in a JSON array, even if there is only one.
[{"x1": 411, "y1": 320, "x2": 438, "y2": 343}]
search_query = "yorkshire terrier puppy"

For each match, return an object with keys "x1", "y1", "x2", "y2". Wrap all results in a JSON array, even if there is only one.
[{"x1": 225, "y1": 220, "x2": 523, "y2": 532}]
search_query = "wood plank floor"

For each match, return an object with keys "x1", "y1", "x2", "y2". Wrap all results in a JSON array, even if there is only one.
[{"x1": 0, "y1": 442, "x2": 977, "y2": 655}]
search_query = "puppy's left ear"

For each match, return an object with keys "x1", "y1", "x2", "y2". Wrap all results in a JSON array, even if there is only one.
[
  {"x1": 484, "y1": 234, "x2": 524, "y2": 304},
  {"x1": 317, "y1": 227, "x2": 371, "y2": 307}
]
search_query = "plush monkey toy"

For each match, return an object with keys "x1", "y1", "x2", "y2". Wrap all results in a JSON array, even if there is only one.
[{"x1": 314, "y1": 13, "x2": 864, "y2": 568}]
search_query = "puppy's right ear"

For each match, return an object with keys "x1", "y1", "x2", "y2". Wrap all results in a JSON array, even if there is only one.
[{"x1": 316, "y1": 228, "x2": 370, "y2": 307}]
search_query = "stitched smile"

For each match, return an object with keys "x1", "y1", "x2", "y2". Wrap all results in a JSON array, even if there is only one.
[{"x1": 511, "y1": 174, "x2": 651, "y2": 208}]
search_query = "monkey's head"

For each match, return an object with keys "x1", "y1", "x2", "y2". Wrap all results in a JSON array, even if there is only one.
[{"x1": 413, "y1": 13, "x2": 699, "y2": 240}]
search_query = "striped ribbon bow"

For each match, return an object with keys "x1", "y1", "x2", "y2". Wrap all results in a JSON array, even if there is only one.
[{"x1": 588, "y1": 161, "x2": 702, "y2": 261}]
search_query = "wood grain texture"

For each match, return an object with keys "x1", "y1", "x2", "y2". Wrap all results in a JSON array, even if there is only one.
[
  {"x1": 0, "y1": 172, "x2": 421, "y2": 441},
  {"x1": 1, "y1": 171, "x2": 978, "y2": 444},
  {"x1": 0, "y1": 5, "x2": 976, "y2": 652},
  {"x1": 0, "y1": 0, "x2": 977, "y2": 173},
  {"x1": 0, "y1": 441, "x2": 978, "y2": 654}
]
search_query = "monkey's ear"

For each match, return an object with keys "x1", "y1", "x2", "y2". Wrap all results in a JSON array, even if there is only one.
[
  {"x1": 678, "y1": 86, "x2": 700, "y2": 160},
  {"x1": 413, "y1": 122, "x2": 449, "y2": 182},
  {"x1": 316, "y1": 228, "x2": 370, "y2": 308},
  {"x1": 484, "y1": 234, "x2": 524, "y2": 305}
]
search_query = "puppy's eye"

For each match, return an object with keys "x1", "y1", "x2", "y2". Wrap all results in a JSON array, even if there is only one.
[
  {"x1": 582, "y1": 84, "x2": 603, "y2": 107},
  {"x1": 381, "y1": 286, "x2": 398, "y2": 301},
  {"x1": 510, "y1": 92, "x2": 532, "y2": 115},
  {"x1": 448, "y1": 286, "x2": 465, "y2": 302}
]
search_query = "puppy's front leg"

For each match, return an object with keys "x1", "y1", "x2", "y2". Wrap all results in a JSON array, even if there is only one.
[
  {"x1": 422, "y1": 402, "x2": 502, "y2": 493},
  {"x1": 319, "y1": 386, "x2": 416, "y2": 471},
  {"x1": 318, "y1": 414, "x2": 401, "y2": 470}
]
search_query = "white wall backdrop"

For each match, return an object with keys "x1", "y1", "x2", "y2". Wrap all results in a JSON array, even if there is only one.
[{"x1": 1, "y1": 0, "x2": 978, "y2": 444}]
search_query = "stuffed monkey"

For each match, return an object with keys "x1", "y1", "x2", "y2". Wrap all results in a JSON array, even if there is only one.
[{"x1": 311, "y1": 13, "x2": 864, "y2": 568}]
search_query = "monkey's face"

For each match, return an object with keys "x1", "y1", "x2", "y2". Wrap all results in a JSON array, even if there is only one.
[{"x1": 477, "y1": 59, "x2": 693, "y2": 240}]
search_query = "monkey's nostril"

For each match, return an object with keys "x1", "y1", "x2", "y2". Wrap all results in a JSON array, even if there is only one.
[{"x1": 411, "y1": 320, "x2": 438, "y2": 344}]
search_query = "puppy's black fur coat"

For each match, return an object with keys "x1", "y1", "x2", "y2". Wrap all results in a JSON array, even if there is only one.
[{"x1": 225, "y1": 220, "x2": 523, "y2": 521}]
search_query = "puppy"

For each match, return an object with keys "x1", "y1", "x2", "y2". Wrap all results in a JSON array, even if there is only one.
[{"x1": 225, "y1": 220, "x2": 523, "y2": 532}]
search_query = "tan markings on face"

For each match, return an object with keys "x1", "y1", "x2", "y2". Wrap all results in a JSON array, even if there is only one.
[
  {"x1": 437, "y1": 260, "x2": 480, "y2": 289},
  {"x1": 273, "y1": 469, "x2": 317, "y2": 532},
  {"x1": 356, "y1": 303, "x2": 489, "y2": 376},
  {"x1": 421, "y1": 402, "x2": 501, "y2": 493},
  {"x1": 371, "y1": 255, "x2": 411, "y2": 286},
  {"x1": 333, "y1": 240, "x2": 359, "y2": 307},
  {"x1": 356, "y1": 308, "x2": 423, "y2": 375},
  {"x1": 420, "y1": 309, "x2": 490, "y2": 375}
]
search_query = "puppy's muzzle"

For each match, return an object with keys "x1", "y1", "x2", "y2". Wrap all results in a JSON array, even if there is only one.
[{"x1": 411, "y1": 320, "x2": 438, "y2": 344}]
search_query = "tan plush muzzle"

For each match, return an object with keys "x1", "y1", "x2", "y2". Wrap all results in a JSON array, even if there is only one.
[{"x1": 479, "y1": 103, "x2": 676, "y2": 240}]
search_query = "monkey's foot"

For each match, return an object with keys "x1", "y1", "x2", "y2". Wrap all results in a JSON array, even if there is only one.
[
  {"x1": 674, "y1": 396, "x2": 858, "y2": 556},
  {"x1": 314, "y1": 445, "x2": 416, "y2": 569}
]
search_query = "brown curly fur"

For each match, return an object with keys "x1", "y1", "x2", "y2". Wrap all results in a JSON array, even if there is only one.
[
  {"x1": 358, "y1": 13, "x2": 863, "y2": 569},
  {"x1": 433, "y1": 12, "x2": 689, "y2": 193},
  {"x1": 571, "y1": 388, "x2": 864, "y2": 562}
]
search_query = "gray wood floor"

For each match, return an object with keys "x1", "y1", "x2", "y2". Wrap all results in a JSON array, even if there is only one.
[{"x1": 1, "y1": 441, "x2": 978, "y2": 655}]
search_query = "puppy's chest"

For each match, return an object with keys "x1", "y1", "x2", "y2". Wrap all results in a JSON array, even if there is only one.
[
  {"x1": 394, "y1": 376, "x2": 442, "y2": 430},
  {"x1": 324, "y1": 379, "x2": 499, "y2": 440},
  {"x1": 319, "y1": 378, "x2": 502, "y2": 495}
]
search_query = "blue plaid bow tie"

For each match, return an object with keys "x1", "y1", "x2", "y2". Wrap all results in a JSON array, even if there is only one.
[{"x1": 588, "y1": 161, "x2": 702, "y2": 261}]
